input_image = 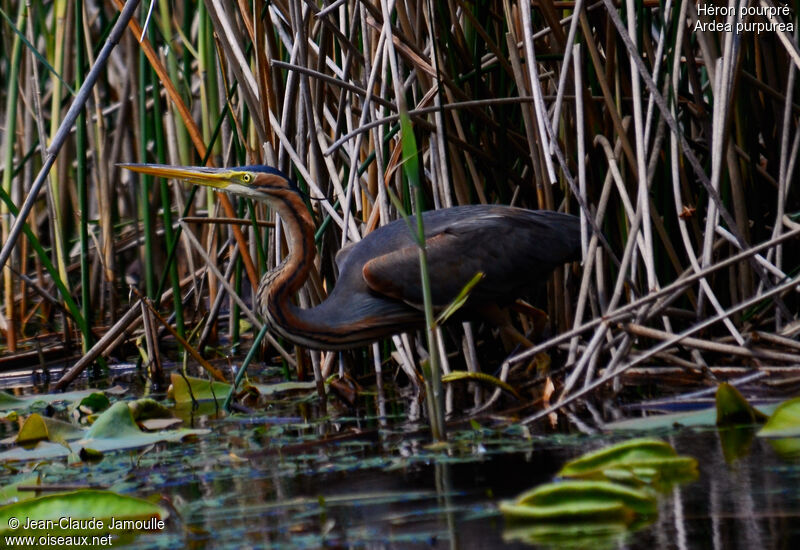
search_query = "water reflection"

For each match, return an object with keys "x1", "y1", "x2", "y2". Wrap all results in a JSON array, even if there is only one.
[
  {"x1": 64, "y1": 416, "x2": 800, "y2": 548},
  {"x1": 623, "y1": 430, "x2": 800, "y2": 550}
]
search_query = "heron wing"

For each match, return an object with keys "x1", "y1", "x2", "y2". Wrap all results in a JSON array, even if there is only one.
[
  {"x1": 361, "y1": 208, "x2": 579, "y2": 309},
  {"x1": 334, "y1": 241, "x2": 358, "y2": 271}
]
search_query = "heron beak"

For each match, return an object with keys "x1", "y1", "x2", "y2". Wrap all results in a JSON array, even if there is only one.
[{"x1": 119, "y1": 163, "x2": 236, "y2": 190}]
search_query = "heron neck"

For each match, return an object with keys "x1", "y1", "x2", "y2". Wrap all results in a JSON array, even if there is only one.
[
  {"x1": 262, "y1": 191, "x2": 419, "y2": 349},
  {"x1": 268, "y1": 190, "x2": 316, "y2": 298}
]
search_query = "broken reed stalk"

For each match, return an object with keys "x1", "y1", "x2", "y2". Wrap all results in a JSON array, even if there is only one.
[
  {"x1": 524, "y1": 273, "x2": 800, "y2": 425},
  {"x1": 508, "y1": 227, "x2": 800, "y2": 368},
  {"x1": 55, "y1": 299, "x2": 144, "y2": 390},
  {"x1": 622, "y1": 323, "x2": 800, "y2": 364}
]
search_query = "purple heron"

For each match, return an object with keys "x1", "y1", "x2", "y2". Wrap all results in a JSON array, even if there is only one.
[{"x1": 121, "y1": 164, "x2": 581, "y2": 350}]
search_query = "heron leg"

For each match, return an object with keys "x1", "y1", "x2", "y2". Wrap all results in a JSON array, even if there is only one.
[
  {"x1": 500, "y1": 325, "x2": 551, "y2": 374},
  {"x1": 479, "y1": 304, "x2": 551, "y2": 373},
  {"x1": 510, "y1": 300, "x2": 549, "y2": 339}
]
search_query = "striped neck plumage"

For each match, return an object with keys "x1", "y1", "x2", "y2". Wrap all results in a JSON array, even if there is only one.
[
  {"x1": 256, "y1": 188, "x2": 318, "y2": 343},
  {"x1": 256, "y1": 186, "x2": 414, "y2": 350}
]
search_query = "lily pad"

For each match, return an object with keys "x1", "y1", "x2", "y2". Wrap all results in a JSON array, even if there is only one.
[
  {"x1": 84, "y1": 402, "x2": 208, "y2": 448},
  {"x1": 139, "y1": 418, "x2": 183, "y2": 431},
  {"x1": 716, "y1": 383, "x2": 768, "y2": 426},
  {"x1": 78, "y1": 392, "x2": 111, "y2": 414},
  {"x1": 1, "y1": 441, "x2": 77, "y2": 461},
  {"x1": 170, "y1": 373, "x2": 317, "y2": 405},
  {"x1": 605, "y1": 407, "x2": 719, "y2": 431},
  {"x1": 514, "y1": 480, "x2": 656, "y2": 515},
  {"x1": 0, "y1": 393, "x2": 27, "y2": 408},
  {"x1": 559, "y1": 438, "x2": 677, "y2": 478},
  {"x1": 128, "y1": 398, "x2": 173, "y2": 421},
  {"x1": 249, "y1": 380, "x2": 318, "y2": 396},
  {"x1": 499, "y1": 499, "x2": 633, "y2": 522},
  {"x1": 170, "y1": 373, "x2": 231, "y2": 404},
  {"x1": 606, "y1": 385, "x2": 776, "y2": 433},
  {"x1": 0, "y1": 402, "x2": 209, "y2": 462},
  {"x1": 0, "y1": 476, "x2": 40, "y2": 506},
  {"x1": 758, "y1": 397, "x2": 800, "y2": 438},
  {"x1": 0, "y1": 389, "x2": 103, "y2": 411},
  {"x1": 607, "y1": 401, "x2": 780, "y2": 431},
  {"x1": 0, "y1": 489, "x2": 168, "y2": 537},
  {"x1": 8, "y1": 414, "x2": 85, "y2": 445},
  {"x1": 500, "y1": 479, "x2": 655, "y2": 533},
  {"x1": 556, "y1": 439, "x2": 698, "y2": 490}
]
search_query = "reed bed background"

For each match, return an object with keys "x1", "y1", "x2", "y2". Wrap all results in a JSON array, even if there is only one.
[{"x1": 0, "y1": 0, "x2": 798, "y2": 421}]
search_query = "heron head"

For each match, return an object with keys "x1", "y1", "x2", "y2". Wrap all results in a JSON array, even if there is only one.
[{"x1": 119, "y1": 163, "x2": 297, "y2": 202}]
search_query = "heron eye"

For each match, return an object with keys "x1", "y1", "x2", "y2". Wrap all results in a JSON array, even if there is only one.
[{"x1": 242, "y1": 174, "x2": 252, "y2": 183}]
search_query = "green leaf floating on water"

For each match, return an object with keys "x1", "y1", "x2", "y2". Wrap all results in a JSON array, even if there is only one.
[
  {"x1": 0, "y1": 393, "x2": 27, "y2": 408},
  {"x1": 558, "y1": 438, "x2": 697, "y2": 484},
  {"x1": 716, "y1": 383, "x2": 768, "y2": 426},
  {"x1": 83, "y1": 401, "x2": 209, "y2": 449},
  {"x1": 249, "y1": 380, "x2": 318, "y2": 396},
  {"x1": 758, "y1": 397, "x2": 800, "y2": 438},
  {"x1": 500, "y1": 499, "x2": 632, "y2": 522},
  {"x1": 0, "y1": 476, "x2": 40, "y2": 506},
  {"x1": 501, "y1": 438, "x2": 699, "y2": 528},
  {"x1": 0, "y1": 489, "x2": 168, "y2": 537},
  {"x1": 0, "y1": 401, "x2": 209, "y2": 462},
  {"x1": 605, "y1": 408, "x2": 718, "y2": 431},
  {"x1": 8, "y1": 414, "x2": 86, "y2": 445},
  {"x1": 170, "y1": 373, "x2": 317, "y2": 405},
  {"x1": 78, "y1": 392, "x2": 111, "y2": 414},
  {"x1": 607, "y1": 387, "x2": 779, "y2": 432},
  {"x1": 127, "y1": 398, "x2": 173, "y2": 421},
  {"x1": 500, "y1": 480, "x2": 656, "y2": 523},
  {"x1": 754, "y1": 396, "x2": 800, "y2": 457},
  {"x1": 515, "y1": 480, "x2": 656, "y2": 514},
  {"x1": 559, "y1": 439, "x2": 673, "y2": 476},
  {"x1": 0, "y1": 389, "x2": 106, "y2": 411},
  {"x1": 170, "y1": 373, "x2": 231, "y2": 403}
]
